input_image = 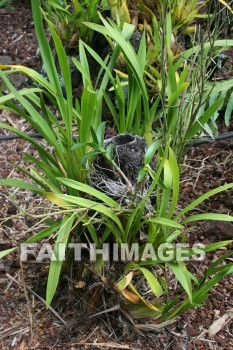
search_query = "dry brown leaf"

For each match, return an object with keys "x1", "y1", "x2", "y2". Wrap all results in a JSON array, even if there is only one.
[
  {"x1": 136, "y1": 319, "x2": 176, "y2": 331},
  {"x1": 19, "y1": 339, "x2": 26, "y2": 350},
  {"x1": 122, "y1": 288, "x2": 139, "y2": 304},
  {"x1": 208, "y1": 308, "x2": 233, "y2": 336},
  {"x1": 75, "y1": 280, "x2": 86, "y2": 289}
]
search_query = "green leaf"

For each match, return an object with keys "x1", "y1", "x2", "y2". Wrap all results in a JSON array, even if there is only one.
[
  {"x1": 0, "y1": 247, "x2": 17, "y2": 259},
  {"x1": 0, "y1": 88, "x2": 42, "y2": 104},
  {"x1": 144, "y1": 140, "x2": 161, "y2": 165},
  {"x1": 137, "y1": 167, "x2": 148, "y2": 183},
  {"x1": 182, "y1": 213, "x2": 233, "y2": 224},
  {"x1": 0, "y1": 122, "x2": 53, "y2": 164},
  {"x1": 175, "y1": 183, "x2": 233, "y2": 220},
  {"x1": 167, "y1": 262, "x2": 193, "y2": 303},
  {"x1": 168, "y1": 147, "x2": 179, "y2": 219},
  {"x1": 116, "y1": 271, "x2": 133, "y2": 291},
  {"x1": 166, "y1": 12, "x2": 172, "y2": 51},
  {"x1": 96, "y1": 122, "x2": 106, "y2": 146},
  {"x1": 31, "y1": 0, "x2": 63, "y2": 97},
  {"x1": 159, "y1": 159, "x2": 172, "y2": 217},
  {"x1": 26, "y1": 223, "x2": 61, "y2": 243},
  {"x1": 175, "y1": 40, "x2": 233, "y2": 70},
  {"x1": 80, "y1": 87, "x2": 97, "y2": 149},
  {"x1": 139, "y1": 267, "x2": 163, "y2": 297},
  {"x1": 84, "y1": 16, "x2": 149, "y2": 121},
  {"x1": 166, "y1": 230, "x2": 182, "y2": 243},
  {"x1": 56, "y1": 177, "x2": 120, "y2": 208},
  {"x1": 225, "y1": 90, "x2": 233, "y2": 126},
  {"x1": 147, "y1": 217, "x2": 184, "y2": 229},
  {"x1": 202, "y1": 240, "x2": 233, "y2": 253},
  {"x1": 127, "y1": 204, "x2": 145, "y2": 241},
  {"x1": 0, "y1": 178, "x2": 44, "y2": 194},
  {"x1": 48, "y1": 22, "x2": 73, "y2": 146},
  {"x1": 47, "y1": 193, "x2": 124, "y2": 233},
  {"x1": 0, "y1": 66, "x2": 53, "y2": 94},
  {"x1": 186, "y1": 98, "x2": 224, "y2": 140},
  {"x1": 205, "y1": 251, "x2": 233, "y2": 277},
  {"x1": 46, "y1": 215, "x2": 75, "y2": 306},
  {"x1": 193, "y1": 267, "x2": 233, "y2": 302},
  {"x1": 0, "y1": 71, "x2": 65, "y2": 163}
]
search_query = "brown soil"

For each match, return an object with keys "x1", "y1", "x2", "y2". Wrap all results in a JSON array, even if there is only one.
[{"x1": 0, "y1": 2, "x2": 233, "y2": 350}]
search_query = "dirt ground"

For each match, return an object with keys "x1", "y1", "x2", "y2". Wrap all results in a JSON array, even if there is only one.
[{"x1": 0, "y1": 2, "x2": 233, "y2": 349}]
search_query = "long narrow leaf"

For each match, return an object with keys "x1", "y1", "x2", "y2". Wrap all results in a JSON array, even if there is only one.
[
  {"x1": 175, "y1": 183, "x2": 233, "y2": 220},
  {"x1": 46, "y1": 215, "x2": 75, "y2": 306}
]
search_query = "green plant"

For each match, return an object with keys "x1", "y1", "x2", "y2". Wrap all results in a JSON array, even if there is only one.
[
  {"x1": 112, "y1": 0, "x2": 210, "y2": 34},
  {"x1": 0, "y1": 0, "x2": 15, "y2": 8},
  {"x1": 107, "y1": 0, "x2": 130, "y2": 24},
  {"x1": 203, "y1": 78, "x2": 233, "y2": 133},
  {"x1": 84, "y1": 13, "x2": 233, "y2": 159},
  {"x1": 1, "y1": 138, "x2": 232, "y2": 321},
  {"x1": 167, "y1": 0, "x2": 210, "y2": 33},
  {"x1": 41, "y1": 0, "x2": 108, "y2": 50},
  {"x1": 0, "y1": 0, "x2": 111, "y2": 305},
  {"x1": 112, "y1": 145, "x2": 233, "y2": 321}
]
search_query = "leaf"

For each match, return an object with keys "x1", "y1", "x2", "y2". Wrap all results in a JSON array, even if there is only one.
[
  {"x1": 159, "y1": 159, "x2": 172, "y2": 217},
  {"x1": 175, "y1": 40, "x2": 233, "y2": 70},
  {"x1": 208, "y1": 309, "x2": 233, "y2": 336},
  {"x1": 205, "y1": 250, "x2": 233, "y2": 277},
  {"x1": 166, "y1": 230, "x2": 182, "y2": 243},
  {"x1": 139, "y1": 267, "x2": 163, "y2": 297},
  {"x1": 168, "y1": 147, "x2": 179, "y2": 219},
  {"x1": 175, "y1": 183, "x2": 233, "y2": 220},
  {"x1": 23, "y1": 153, "x2": 62, "y2": 190},
  {"x1": 0, "y1": 71, "x2": 64, "y2": 162},
  {"x1": 47, "y1": 193, "x2": 123, "y2": 233},
  {"x1": 203, "y1": 240, "x2": 233, "y2": 254},
  {"x1": 147, "y1": 217, "x2": 184, "y2": 229},
  {"x1": 166, "y1": 12, "x2": 172, "y2": 51},
  {"x1": 122, "y1": 289, "x2": 140, "y2": 304},
  {"x1": 81, "y1": 41, "x2": 116, "y2": 89},
  {"x1": 116, "y1": 271, "x2": 134, "y2": 291},
  {"x1": 48, "y1": 22, "x2": 73, "y2": 145},
  {"x1": 80, "y1": 87, "x2": 97, "y2": 149},
  {"x1": 56, "y1": 177, "x2": 120, "y2": 208},
  {"x1": 0, "y1": 178, "x2": 44, "y2": 194},
  {"x1": 0, "y1": 65, "x2": 53, "y2": 94},
  {"x1": 126, "y1": 203, "x2": 145, "y2": 241},
  {"x1": 187, "y1": 98, "x2": 224, "y2": 140},
  {"x1": 0, "y1": 247, "x2": 17, "y2": 259},
  {"x1": 167, "y1": 262, "x2": 193, "y2": 303},
  {"x1": 45, "y1": 192, "x2": 70, "y2": 209},
  {"x1": 0, "y1": 87, "x2": 42, "y2": 104},
  {"x1": 207, "y1": 79, "x2": 233, "y2": 94},
  {"x1": 224, "y1": 90, "x2": 233, "y2": 126},
  {"x1": 96, "y1": 122, "x2": 106, "y2": 146},
  {"x1": 46, "y1": 215, "x2": 75, "y2": 306},
  {"x1": 182, "y1": 213, "x2": 233, "y2": 224},
  {"x1": 193, "y1": 267, "x2": 233, "y2": 303},
  {"x1": 137, "y1": 167, "x2": 148, "y2": 183},
  {"x1": 128, "y1": 282, "x2": 160, "y2": 311},
  {"x1": 26, "y1": 223, "x2": 61, "y2": 243},
  {"x1": 144, "y1": 140, "x2": 161, "y2": 165},
  {"x1": 31, "y1": 0, "x2": 63, "y2": 96},
  {"x1": 218, "y1": 0, "x2": 233, "y2": 14},
  {"x1": 84, "y1": 16, "x2": 149, "y2": 120}
]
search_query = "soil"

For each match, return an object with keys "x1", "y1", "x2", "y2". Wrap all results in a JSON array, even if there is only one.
[{"x1": 0, "y1": 2, "x2": 233, "y2": 350}]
